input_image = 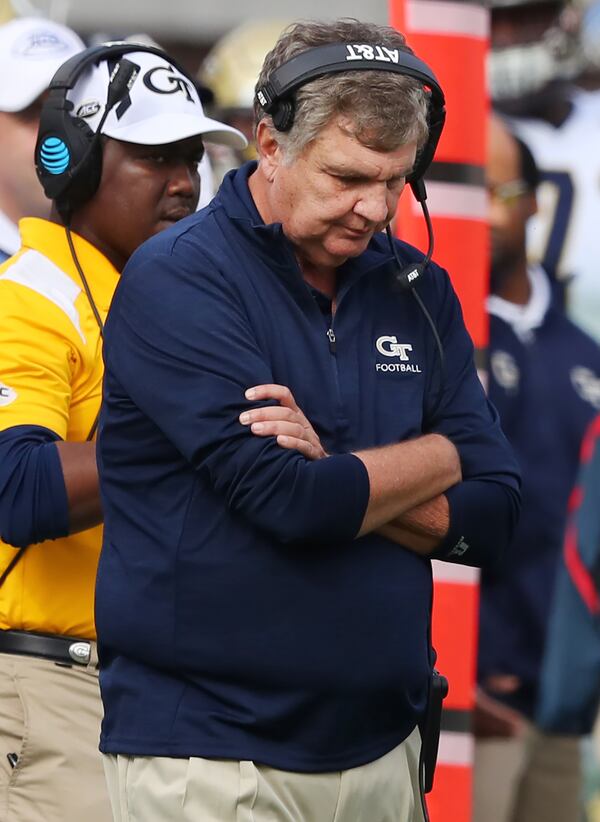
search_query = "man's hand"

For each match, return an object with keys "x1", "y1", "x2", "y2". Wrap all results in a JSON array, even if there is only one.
[
  {"x1": 473, "y1": 686, "x2": 526, "y2": 738},
  {"x1": 377, "y1": 494, "x2": 451, "y2": 555},
  {"x1": 240, "y1": 384, "x2": 327, "y2": 460}
]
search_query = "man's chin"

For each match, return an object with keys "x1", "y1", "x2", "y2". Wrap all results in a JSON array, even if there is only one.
[
  {"x1": 292, "y1": 234, "x2": 372, "y2": 271},
  {"x1": 324, "y1": 235, "x2": 372, "y2": 263}
]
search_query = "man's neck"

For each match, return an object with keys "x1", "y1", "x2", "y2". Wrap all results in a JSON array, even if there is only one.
[
  {"x1": 493, "y1": 262, "x2": 531, "y2": 306},
  {"x1": 296, "y1": 253, "x2": 337, "y2": 298},
  {"x1": 51, "y1": 208, "x2": 125, "y2": 273}
]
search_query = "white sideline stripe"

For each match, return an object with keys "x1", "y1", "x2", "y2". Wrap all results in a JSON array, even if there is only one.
[
  {"x1": 432, "y1": 560, "x2": 479, "y2": 585},
  {"x1": 412, "y1": 182, "x2": 488, "y2": 221},
  {"x1": 437, "y1": 730, "x2": 474, "y2": 766},
  {"x1": 407, "y1": 1, "x2": 489, "y2": 39},
  {"x1": 0, "y1": 250, "x2": 85, "y2": 343}
]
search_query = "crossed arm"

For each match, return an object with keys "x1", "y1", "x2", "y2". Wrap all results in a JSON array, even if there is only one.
[
  {"x1": 239, "y1": 383, "x2": 460, "y2": 556},
  {"x1": 56, "y1": 381, "x2": 456, "y2": 548}
]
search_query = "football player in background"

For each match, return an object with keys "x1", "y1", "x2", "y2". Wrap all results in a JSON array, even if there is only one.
[
  {"x1": 490, "y1": 0, "x2": 600, "y2": 344},
  {"x1": 198, "y1": 19, "x2": 288, "y2": 185}
]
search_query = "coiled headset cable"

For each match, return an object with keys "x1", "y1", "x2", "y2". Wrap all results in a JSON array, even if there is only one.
[
  {"x1": 385, "y1": 195, "x2": 446, "y2": 421},
  {"x1": 65, "y1": 226, "x2": 104, "y2": 442}
]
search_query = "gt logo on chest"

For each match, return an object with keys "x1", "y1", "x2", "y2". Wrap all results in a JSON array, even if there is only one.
[{"x1": 375, "y1": 336, "x2": 422, "y2": 373}]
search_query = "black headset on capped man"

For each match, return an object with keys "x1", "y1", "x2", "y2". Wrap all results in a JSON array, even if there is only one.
[
  {"x1": 255, "y1": 41, "x2": 446, "y2": 293},
  {"x1": 35, "y1": 42, "x2": 196, "y2": 223}
]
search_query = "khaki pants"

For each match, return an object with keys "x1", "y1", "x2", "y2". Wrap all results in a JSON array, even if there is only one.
[
  {"x1": 473, "y1": 726, "x2": 582, "y2": 822},
  {"x1": 0, "y1": 649, "x2": 113, "y2": 822},
  {"x1": 103, "y1": 726, "x2": 425, "y2": 822}
]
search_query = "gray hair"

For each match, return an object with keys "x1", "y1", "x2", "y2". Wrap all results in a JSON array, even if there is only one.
[{"x1": 254, "y1": 19, "x2": 430, "y2": 161}]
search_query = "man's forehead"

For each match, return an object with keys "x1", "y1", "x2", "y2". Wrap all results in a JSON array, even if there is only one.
[
  {"x1": 313, "y1": 124, "x2": 416, "y2": 176},
  {"x1": 118, "y1": 135, "x2": 205, "y2": 153}
]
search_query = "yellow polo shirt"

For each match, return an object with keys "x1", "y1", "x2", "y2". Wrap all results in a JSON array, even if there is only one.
[{"x1": 0, "y1": 218, "x2": 120, "y2": 639}]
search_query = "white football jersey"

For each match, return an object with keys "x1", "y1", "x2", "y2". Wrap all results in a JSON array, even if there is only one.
[{"x1": 510, "y1": 95, "x2": 600, "y2": 342}]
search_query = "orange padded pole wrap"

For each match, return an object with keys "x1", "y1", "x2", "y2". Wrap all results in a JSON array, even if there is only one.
[{"x1": 389, "y1": 2, "x2": 491, "y2": 820}]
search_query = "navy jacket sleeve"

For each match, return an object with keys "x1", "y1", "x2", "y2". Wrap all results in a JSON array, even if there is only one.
[
  {"x1": 419, "y1": 266, "x2": 521, "y2": 567},
  {"x1": 103, "y1": 251, "x2": 370, "y2": 545},
  {"x1": 0, "y1": 425, "x2": 70, "y2": 548}
]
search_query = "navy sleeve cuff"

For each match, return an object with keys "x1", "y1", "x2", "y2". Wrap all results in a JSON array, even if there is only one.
[
  {"x1": 268, "y1": 452, "x2": 371, "y2": 544},
  {"x1": 0, "y1": 425, "x2": 70, "y2": 548},
  {"x1": 431, "y1": 480, "x2": 520, "y2": 568},
  {"x1": 315, "y1": 453, "x2": 371, "y2": 541}
]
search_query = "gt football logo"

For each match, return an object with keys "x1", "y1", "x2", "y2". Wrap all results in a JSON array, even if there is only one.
[
  {"x1": 375, "y1": 336, "x2": 422, "y2": 373},
  {"x1": 376, "y1": 336, "x2": 412, "y2": 359}
]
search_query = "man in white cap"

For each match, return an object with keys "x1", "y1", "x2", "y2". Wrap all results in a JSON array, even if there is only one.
[
  {"x1": 0, "y1": 43, "x2": 245, "y2": 822},
  {"x1": 0, "y1": 17, "x2": 84, "y2": 260}
]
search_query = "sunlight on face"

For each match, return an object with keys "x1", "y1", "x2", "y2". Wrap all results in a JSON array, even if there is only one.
[{"x1": 271, "y1": 117, "x2": 417, "y2": 270}]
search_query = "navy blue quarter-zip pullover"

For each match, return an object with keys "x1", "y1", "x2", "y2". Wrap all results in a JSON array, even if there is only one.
[{"x1": 96, "y1": 162, "x2": 520, "y2": 771}]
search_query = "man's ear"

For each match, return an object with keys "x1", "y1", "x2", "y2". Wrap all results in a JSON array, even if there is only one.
[
  {"x1": 525, "y1": 191, "x2": 538, "y2": 220},
  {"x1": 255, "y1": 119, "x2": 283, "y2": 182}
]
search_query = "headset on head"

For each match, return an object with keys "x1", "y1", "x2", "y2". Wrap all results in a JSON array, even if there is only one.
[
  {"x1": 255, "y1": 42, "x2": 446, "y2": 292},
  {"x1": 35, "y1": 42, "x2": 194, "y2": 223},
  {"x1": 256, "y1": 43, "x2": 445, "y2": 196}
]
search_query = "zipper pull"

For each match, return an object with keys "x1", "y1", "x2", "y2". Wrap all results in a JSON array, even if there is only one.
[{"x1": 327, "y1": 328, "x2": 336, "y2": 354}]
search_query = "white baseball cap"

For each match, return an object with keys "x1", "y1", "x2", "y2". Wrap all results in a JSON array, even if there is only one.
[
  {"x1": 0, "y1": 17, "x2": 84, "y2": 112},
  {"x1": 66, "y1": 47, "x2": 247, "y2": 149}
]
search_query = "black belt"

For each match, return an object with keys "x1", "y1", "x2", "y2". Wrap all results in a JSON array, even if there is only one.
[{"x1": 0, "y1": 629, "x2": 93, "y2": 666}]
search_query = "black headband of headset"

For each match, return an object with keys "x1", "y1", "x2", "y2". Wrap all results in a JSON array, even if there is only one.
[
  {"x1": 48, "y1": 40, "x2": 193, "y2": 92},
  {"x1": 256, "y1": 42, "x2": 445, "y2": 114},
  {"x1": 255, "y1": 42, "x2": 445, "y2": 192}
]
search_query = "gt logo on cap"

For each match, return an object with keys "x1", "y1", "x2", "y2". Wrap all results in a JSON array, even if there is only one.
[{"x1": 143, "y1": 66, "x2": 194, "y2": 102}]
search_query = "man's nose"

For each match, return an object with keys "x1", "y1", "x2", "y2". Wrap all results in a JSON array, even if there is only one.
[{"x1": 353, "y1": 184, "x2": 390, "y2": 223}]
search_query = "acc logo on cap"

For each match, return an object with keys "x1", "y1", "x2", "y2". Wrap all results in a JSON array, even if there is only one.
[
  {"x1": 143, "y1": 66, "x2": 194, "y2": 102},
  {"x1": 76, "y1": 100, "x2": 101, "y2": 119}
]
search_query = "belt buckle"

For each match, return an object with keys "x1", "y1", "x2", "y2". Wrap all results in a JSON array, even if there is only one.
[{"x1": 68, "y1": 641, "x2": 91, "y2": 665}]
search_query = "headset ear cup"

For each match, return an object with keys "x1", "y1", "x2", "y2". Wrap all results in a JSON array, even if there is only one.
[
  {"x1": 57, "y1": 134, "x2": 103, "y2": 217},
  {"x1": 407, "y1": 103, "x2": 446, "y2": 185},
  {"x1": 36, "y1": 113, "x2": 91, "y2": 196},
  {"x1": 37, "y1": 112, "x2": 102, "y2": 219},
  {"x1": 271, "y1": 99, "x2": 295, "y2": 132}
]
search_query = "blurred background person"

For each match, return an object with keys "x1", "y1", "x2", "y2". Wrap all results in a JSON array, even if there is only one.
[
  {"x1": 0, "y1": 16, "x2": 84, "y2": 260},
  {"x1": 489, "y1": 0, "x2": 600, "y2": 343},
  {"x1": 198, "y1": 19, "x2": 288, "y2": 185},
  {"x1": 576, "y1": 0, "x2": 600, "y2": 103},
  {"x1": 473, "y1": 113, "x2": 600, "y2": 822},
  {"x1": 536, "y1": 412, "x2": 600, "y2": 821}
]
